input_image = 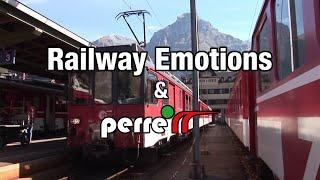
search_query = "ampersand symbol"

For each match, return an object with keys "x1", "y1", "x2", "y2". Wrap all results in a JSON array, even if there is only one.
[{"x1": 154, "y1": 81, "x2": 168, "y2": 99}]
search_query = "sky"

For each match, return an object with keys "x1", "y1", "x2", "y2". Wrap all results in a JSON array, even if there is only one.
[{"x1": 19, "y1": 0, "x2": 264, "y2": 43}]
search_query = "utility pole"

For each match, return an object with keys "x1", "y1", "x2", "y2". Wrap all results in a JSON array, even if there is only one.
[{"x1": 190, "y1": 0, "x2": 203, "y2": 179}]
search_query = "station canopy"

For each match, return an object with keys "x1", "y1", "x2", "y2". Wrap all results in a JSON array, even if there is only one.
[{"x1": 0, "y1": 0, "x2": 91, "y2": 82}]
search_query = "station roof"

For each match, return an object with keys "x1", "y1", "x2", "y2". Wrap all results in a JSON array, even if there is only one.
[{"x1": 0, "y1": 0, "x2": 92, "y2": 81}]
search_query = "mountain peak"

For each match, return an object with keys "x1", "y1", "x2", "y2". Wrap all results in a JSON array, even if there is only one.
[
  {"x1": 147, "y1": 13, "x2": 249, "y2": 54},
  {"x1": 146, "y1": 13, "x2": 250, "y2": 79},
  {"x1": 93, "y1": 13, "x2": 250, "y2": 70},
  {"x1": 177, "y1": 13, "x2": 190, "y2": 19},
  {"x1": 93, "y1": 34, "x2": 136, "y2": 47}
]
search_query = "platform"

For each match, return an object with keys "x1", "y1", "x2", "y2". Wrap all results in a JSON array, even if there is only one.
[
  {"x1": 0, "y1": 137, "x2": 68, "y2": 179},
  {"x1": 146, "y1": 125, "x2": 248, "y2": 180},
  {"x1": 0, "y1": 137, "x2": 66, "y2": 166}
]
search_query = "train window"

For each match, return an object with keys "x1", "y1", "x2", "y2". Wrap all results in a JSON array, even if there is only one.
[
  {"x1": 186, "y1": 95, "x2": 192, "y2": 111},
  {"x1": 56, "y1": 97, "x2": 67, "y2": 112},
  {"x1": 186, "y1": 95, "x2": 189, "y2": 110},
  {"x1": 118, "y1": 71, "x2": 142, "y2": 104},
  {"x1": 145, "y1": 73, "x2": 158, "y2": 104},
  {"x1": 185, "y1": 95, "x2": 189, "y2": 110},
  {"x1": 276, "y1": 0, "x2": 292, "y2": 79},
  {"x1": 290, "y1": 0, "x2": 305, "y2": 69},
  {"x1": 275, "y1": 0, "x2": 305, "y2": 79},
  {"x1": 258, "y1": 18, "x2": 273, "y2": 92},
  {"x1": 94, "y1": 71, "x2": 112, "y2": 104},
  {"x1": 71, "y1": 72, "x2": 90, "y2": 105}
]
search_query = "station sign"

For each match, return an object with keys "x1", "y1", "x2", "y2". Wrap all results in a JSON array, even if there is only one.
[{"x1": 0, "y1": 49, "x2": 16, "y2": 65}]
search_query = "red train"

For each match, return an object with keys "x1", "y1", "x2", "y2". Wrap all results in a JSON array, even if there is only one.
[
  {"x1": 67, "y1": 44, "x2": 212, "y2": 158},
  {"x1": 0, "y1": 78, "x2": 67, "y2": 133},
  {"x1": 226, "y1": 0, "x2": 320, "y2": 179}
]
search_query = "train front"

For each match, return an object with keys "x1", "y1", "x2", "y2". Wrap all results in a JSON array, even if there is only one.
[{"x1": 67, "y1": 45, "x2": 146, "y2": 155}]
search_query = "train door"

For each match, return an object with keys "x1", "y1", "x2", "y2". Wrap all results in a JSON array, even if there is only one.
[
  {"x1": 144, "y1": 71, "x2": 161, "y2": 117},
  {"x1": 182, "y1": 91, "x2": 186, "y2": 111},
  {"x1": 248, "y1": 72, "x2": 257, "y2": 155},
  {"x1": 174, "y1": 88, "x2": 183, "y2": 113},
  {"x1": 241, "y1": 73, "x2": 251, "y2": 150},
  {"x1": 168, "y1": 83, "x2": 175, "y2": 109},
  {"x1": 45, "y1": 95, "x2": 56, "y2": 132}
]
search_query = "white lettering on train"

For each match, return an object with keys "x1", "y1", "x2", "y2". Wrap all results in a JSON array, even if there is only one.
[{"x1": 298, "y1": 117, "x2": 320, "y2": 180}]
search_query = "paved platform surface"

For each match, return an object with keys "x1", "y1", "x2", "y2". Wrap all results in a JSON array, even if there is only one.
[
  {"x1": 0, "y1": 137, "x2": 67, "y2": 167},
  {"x1": 147, "y1": 125, "x2": 247, "y2": 180}
]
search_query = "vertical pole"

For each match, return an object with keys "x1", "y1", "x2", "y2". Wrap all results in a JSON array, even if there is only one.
[
  {"x1": 143, "y1": 13, "x2": 147, "y2": 47},
  {"x1": 190, "y1": 0, "x2": 202, "y2": 179}
]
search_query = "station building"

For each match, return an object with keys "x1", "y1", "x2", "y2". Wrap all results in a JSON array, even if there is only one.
[{"x1": 185, "y1": 71, "x2": 236, "y2": 112}]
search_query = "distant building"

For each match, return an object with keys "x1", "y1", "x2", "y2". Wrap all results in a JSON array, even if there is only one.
[{"x1": 184, "y1": 71, "x2": 236, "y2": 112}]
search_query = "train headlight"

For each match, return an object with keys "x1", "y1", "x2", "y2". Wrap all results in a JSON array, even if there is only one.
[{"x1": 70, "y1": 118, "x2": 81, "y2": 125}]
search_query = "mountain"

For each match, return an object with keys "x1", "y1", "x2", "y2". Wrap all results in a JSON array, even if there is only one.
[
  {"x1": 146, "y1": 13, "x2": 249, "y2": 59},
  {"x1": 93, "y1": 34, "x2": 136, "y2": 47},
  {"x1": 93, "y1": 13, "x2": 250, "y2": 78},
  {"x1": 146, "y1": 13, "x2": 250, "y2": 78}
]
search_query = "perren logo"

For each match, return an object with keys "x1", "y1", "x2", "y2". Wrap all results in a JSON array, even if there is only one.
[{"x1": 100, "y1": 105, "x2": 213, "y2": 138}]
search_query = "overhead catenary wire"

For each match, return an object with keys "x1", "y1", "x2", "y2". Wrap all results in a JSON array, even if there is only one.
[
  {"x1": 121, "y1": 0, "x2": 154, "y2": 36},
  {"x1": 122, "y1": 0, "x2": 132, "y2": 10},
  {"x1": 247, "y1": 0, "x2": 261, "y2": 41},
  {"x1": 144, "y1": 0, "x2": 163, "y2": 27}
]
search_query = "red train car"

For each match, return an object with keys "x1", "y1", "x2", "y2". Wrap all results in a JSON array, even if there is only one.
[
  {"x1": 0, "y1": 79, "x2": 68, "y2": 134},
  {"x1": 226, "y1": 0, "x2": 320, "y2": 179},
  {"x1": 67, "y1": 44, "x2": 212, "y2": 157}
]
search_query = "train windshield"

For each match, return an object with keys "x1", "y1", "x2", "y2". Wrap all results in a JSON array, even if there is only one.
[
  {"x1": 70, "y1": 72, "x2": 91, "y2": 105},
  {"x1": 117, "y1": 71, "x2": 142, "y2": 104},
  {"x1": 94, "y1": 71, "x2": 112, "y2": 104},
  {"x1": 70, "y1": 71, "x2": 142, "y2": 105}
]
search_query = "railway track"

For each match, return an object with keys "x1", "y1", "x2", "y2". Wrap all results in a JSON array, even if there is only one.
[
  {"x1": 0, "y1": 136, "x2": 195, "y2": 180},
  {"x1": 106, "y1": 138, "x2": 194, "y2": 180}
]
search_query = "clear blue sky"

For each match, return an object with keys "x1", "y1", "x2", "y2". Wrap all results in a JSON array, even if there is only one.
[{"x1": 20, "y1": 0, "x2": 264, "y2": 42}]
